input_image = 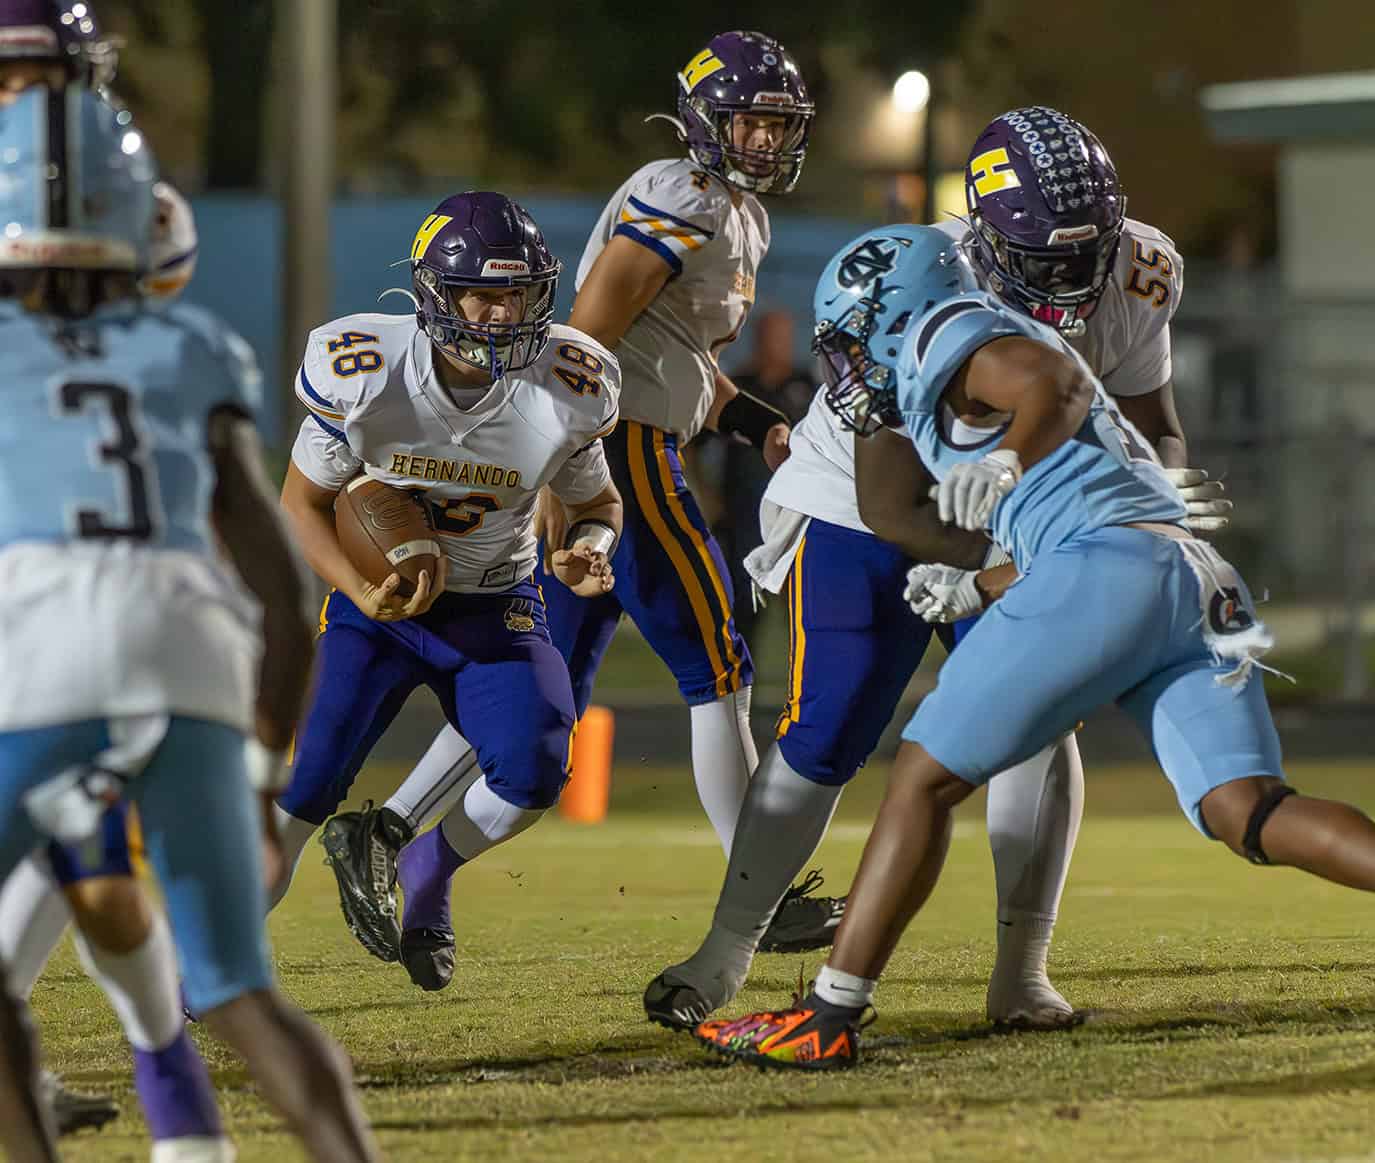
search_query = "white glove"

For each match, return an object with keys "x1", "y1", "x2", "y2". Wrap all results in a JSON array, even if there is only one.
[
  {"x1": 929, "y1": 449, "x2": 1021, "y2": 531},
  {"x1": 1163, "y1": 467, "x2": 1232, "y2": 534},
  {"x1": 903, "y1": 563, "x2": 984, "y2": 624}
]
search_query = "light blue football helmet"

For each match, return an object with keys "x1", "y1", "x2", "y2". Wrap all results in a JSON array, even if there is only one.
[
  {"x1": 0, "y1": 84, "x2": 156, "y2": 277},
  {"x1": 812, "y1": 224, "x2": 977, "y2": 435}
]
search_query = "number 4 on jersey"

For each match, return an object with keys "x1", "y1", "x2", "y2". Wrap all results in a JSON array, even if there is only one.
[{"x1": 328, "y1": 331, "x2": 379, "y2": 353}]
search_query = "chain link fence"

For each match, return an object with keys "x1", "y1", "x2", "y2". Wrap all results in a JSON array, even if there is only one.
[{"x1": 1173, "y1": 266, "x2": 1374, "y2": 698}]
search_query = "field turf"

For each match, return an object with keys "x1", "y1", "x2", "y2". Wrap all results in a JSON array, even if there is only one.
[{"x1": 34, "y1": 755, "x2": 1375, "y2": 1162}]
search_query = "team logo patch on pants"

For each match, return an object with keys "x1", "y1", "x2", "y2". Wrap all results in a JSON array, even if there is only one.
[
  {"x1": 1208, "y1": 586, "x2": 1254, "y2": 635},
  {"x1": 504, "y1": 598, "x2": 536, "y2": 633}
]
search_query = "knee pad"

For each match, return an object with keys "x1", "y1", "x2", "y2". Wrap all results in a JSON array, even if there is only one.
[
  {"x1": 1242, "y1": 784, "x2": 1297, "y2": 865},
  {"x1": 483, "y1": 733, "x2": 570, "y2": 811}
]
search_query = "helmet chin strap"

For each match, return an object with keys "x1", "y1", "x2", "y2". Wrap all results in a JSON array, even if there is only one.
[{"x1": 1031, "y1": 303, "x2": 1088, "y2": 338}]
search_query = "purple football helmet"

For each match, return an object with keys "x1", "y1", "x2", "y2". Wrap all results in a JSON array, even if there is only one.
[
  {"x1": 0, "y1": 1, "x2": 118, "y2": 87},
  {"x1": 410, "y1": 191, "x2": 561, "y2": 380},
  {"x1": 964, "y1": 107, "x2": 1124, "y2": 336},
  {"x1": 673, "y1": 30, "x2": 813, "y2": 195}
]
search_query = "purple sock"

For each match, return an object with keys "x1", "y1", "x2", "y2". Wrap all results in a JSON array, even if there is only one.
[
  {"x1": 399, "y1": 825, "x2": 465, "y2": 933},
  {"x1": 133, "y1": 1029, "x2": 223, "y2": 1142}
]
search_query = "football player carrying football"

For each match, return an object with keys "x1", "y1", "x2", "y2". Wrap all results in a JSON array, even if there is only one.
[
  {"x1": 0, "y1": 2, "x2": 237, "y2": 1154},
  {"x1": 271, "y1": 192, "x2": 623, "y2": 986},
  {"x1": 693, "y1": 221, "x2": 1375, "y2": 1071},
  {"x1": 0, "y1": 86, "x2": 377, "y2": 1161},
  {"x1": 352, "y1": 31, "x2": 838, "y2": 990},
  {"x1": 644, "y1": 108, "x2": 1231, "y2": 1032}
]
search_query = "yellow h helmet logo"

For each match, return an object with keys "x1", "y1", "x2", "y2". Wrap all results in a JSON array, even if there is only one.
[
  {"x1": 968, "y1": 148, "x2": 1021, "y2": 200},
  {"x1": 680, "y1": 48, "x2": 725, "y2": 92},
  {"x1": 411, "y1": 214, "x2": 453, "y2": 262}
]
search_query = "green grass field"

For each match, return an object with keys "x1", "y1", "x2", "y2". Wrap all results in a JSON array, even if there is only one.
[{"x1": 34, "y1": 757, "x2": 1375, "y2": 1162}]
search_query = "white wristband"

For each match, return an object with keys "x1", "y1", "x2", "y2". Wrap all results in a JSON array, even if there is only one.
[
  {"x1": 982, "y1": 542, "x2": 1012, "y2": 569},
  {"x1": 245, "y1": 738, "x2": 289, "y2": 793},
  {"x1": 564, "y1": 519, "x2": 617, "y2": 556},
  {"x1": 985, "y1": 447, "x2": 1023, "y2": 482}
]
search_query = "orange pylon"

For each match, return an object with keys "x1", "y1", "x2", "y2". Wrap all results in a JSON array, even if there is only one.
[{"x1": 560, "y1": 704, "x2": 614, "y2": 823}]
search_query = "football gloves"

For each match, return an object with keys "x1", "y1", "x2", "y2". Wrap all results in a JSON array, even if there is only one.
[
  {"x1": 1163, "y1": 467, "x2": 1232, "y2": 533},
  {"x1": 904, "y1": 563, "x2": 984, "y2": 624},
  {"x1": 929, "y1": 449, "x2": 1021, "y2": 531}
]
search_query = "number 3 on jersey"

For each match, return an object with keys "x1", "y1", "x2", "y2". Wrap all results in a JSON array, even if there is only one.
[
  {"x1": 552, "y1": 343, "x2": 604, "y2": 396},
  {"x1": 57, "y1": 381, "x2": 156, "y2": 540},
  {"x1": 427, "y1": 493, "x2": 500, "y2": 536}
]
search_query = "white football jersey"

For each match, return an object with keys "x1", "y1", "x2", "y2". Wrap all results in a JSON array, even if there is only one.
[
  {"x1": 291, "y1": 315, "x2": 620, "y2": 594},
  {"x1": 0, "y1": 542, "x2": 260, "y2": 734},
  {"x1": 764, "y1": 216, "x2": 1184, "y2": 538},
  {"x1": 577, "y1": 158, "x2": 769, "y2": 442}
]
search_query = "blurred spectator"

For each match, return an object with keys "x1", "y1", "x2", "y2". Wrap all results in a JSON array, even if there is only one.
[
  {"x1": 714, "y1": 310, "x2": 817, "y2": 652},
  {"x1": 1209, "y1": 223, "x2": 1266, "y2": 445}
]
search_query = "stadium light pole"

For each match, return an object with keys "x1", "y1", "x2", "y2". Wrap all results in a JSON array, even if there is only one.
[
  {"x1": 892, "y1": 70, "x2": 934, "y2": 223},
  {"x1": 280, "y1": 0, "x2": 337, "y2": 432}
]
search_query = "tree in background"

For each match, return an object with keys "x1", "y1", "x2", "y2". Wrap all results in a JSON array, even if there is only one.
[{"x1": 102, "y1": 0, "x2": 969, "y2": 200}]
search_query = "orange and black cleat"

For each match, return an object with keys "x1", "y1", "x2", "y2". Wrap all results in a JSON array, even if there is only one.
[{"x1": 692, "y1": 992, "x2": 871, "y2": 1071}]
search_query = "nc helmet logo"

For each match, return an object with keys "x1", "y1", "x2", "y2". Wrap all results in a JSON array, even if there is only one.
[{"x1": 835, "y1": 237, "x2": 905, "y2": 291}]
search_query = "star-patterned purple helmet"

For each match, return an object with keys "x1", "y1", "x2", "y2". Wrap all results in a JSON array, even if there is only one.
[
  {"x1": 0, "y1": 1, "x2": 119, "y2": 87},
  {"x1": 673, "y1": 30, "x2": 813, "y2": 196},
  {"x1": 964, "y1": 107, "x2": 1124, "y2": 336}
]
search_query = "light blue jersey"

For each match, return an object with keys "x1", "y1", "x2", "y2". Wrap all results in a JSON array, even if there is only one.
[
  {"x1": 0, "y1": 300, "x2": 260, "y2": 555},
  {"x1": 892, "y1": 289, "x2": 1283, "y2": 834},
  {"x1": 0, "y1": 84, "x2": 275, "y2": 1019},
  {"x1": 894, "y1": 291, "x2": 1185, "y2": 569}
]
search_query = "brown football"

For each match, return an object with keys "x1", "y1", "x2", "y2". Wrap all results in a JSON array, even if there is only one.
[{"x1": 335, "y1": 477, "x2": 441, "y2": 599}]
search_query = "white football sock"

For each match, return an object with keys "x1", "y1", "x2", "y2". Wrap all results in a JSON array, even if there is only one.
[
  {"x1": 151, "y1": 1138, "x2": 237, "y2": 1163},
  {"x1": 689, "y1": 686, "x2": 759, "y2": 857},
  {"x1": 267, "y1": 805, "x2": 320, "y2": 911},
  {"x1": 662, "y1": 747, "x2": 841, "y2": 1011},
  {"x1": 73, "y1": 909, "x2": 183, "y2": 1051},
  {"x1": 985, "y1": 734, "x2": 1084, "y2": 1023},
  {"x1": 814, "y1": 964, "x2": 876, "y2": 1010},
  {"x1": 0, "y1": 856, "x2": 70, "y2": 1000},
  {"x1": 439, "y1": 775, "x2": 546, "y2": 862},
  {"x1": 384, "y1": 726, "x2": 483, "y2": 833}
]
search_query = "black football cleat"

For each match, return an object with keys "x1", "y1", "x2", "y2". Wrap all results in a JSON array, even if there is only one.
[
  {"x1": 320, "y1": 802, "x2": 408, "y2": 963},
  {"x1": 400, "y1": 926, "x2": 455, "y2": 992},
  {"x1": 643, "y1": 972, "x2": 717, "y2": 1032},
  {"x1": 42, "y1": 1070, "x2": 118, "y2": 1136},
  {"x1": 758, "y1": 869, "x2": 846, "y2": 954}
]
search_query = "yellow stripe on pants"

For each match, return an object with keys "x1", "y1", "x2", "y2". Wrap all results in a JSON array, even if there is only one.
[
  {"x1": 624, "y1": 422, "x2": 731, "y2": 698},
  {"x1": 777, "y1": 536, "x2": 808, "y2": 736},
  {"x1": 648, "y1": 427, "x2": 744, "y2": 693}
]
